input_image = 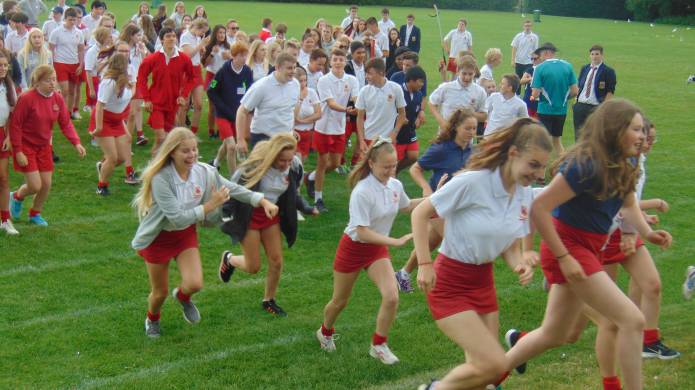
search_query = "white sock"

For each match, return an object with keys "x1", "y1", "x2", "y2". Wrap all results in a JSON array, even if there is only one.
[
  {"x1": 212, "y1": 158, "x2": 219, "y2": 167},
  {"x1": 308, "y1": 171, "x2": 316, "y2": 181},
  {"x1": 400, "y1": 268, "x2": 410, "y2": 276},
  {"x1": 315, "y1": 191, "x2": 323, "y2": 202}
]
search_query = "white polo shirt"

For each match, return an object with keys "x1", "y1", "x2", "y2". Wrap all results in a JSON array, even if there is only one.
[
  {"x1": 345, "y1": 174, "x2": 410, "y2": 243},
  {"x1": 241, "y1": 74, "x2": 300, "y2": 137},
  {"x1": 5, "y1": 29, "x2": 29, "y2": 54},
  {"x1": 84, "y1": 44, "x2": 100, "y2": 76},
  {"x1": 374, "y1": 31, "x2": 389, "y2": 53},
  {"x1": 511, "y1": 31, "x2": 539, "y2": 65},
  {"x1": 429, "y1": 79, "x2": 488, "y2": 122},
  {"x1": 179, "y1": 30, "x2": 201, "y2": 66},
  {"x1": 0, "y1": 84, "x2": 9, "y2": 126},
  {"x1": 205, "y1": 45, "x2": 229, "y2": 74},
  {"x1": 298, "y1": 49, "x2": 311, "y2": 69},
  {"x1": 315, "y1": 71, "x2": 359, "y2": 135},
  {"x1": 81, "y1": 13, "x2": 100, "y2": 38},
  {"x1": 350, "y1": 60, "x2": 366, "y2": 89},
  {"x1": 42, "y1": 19, "x2": 60, "y2": 40},
  {"x1": 478, "y1": 64, "x2": 493, "y2": 83},
  {"x1": 431, "y1": 168, "x2": 533, "y2": 264},
  {"x1": 306, "y1": 69, "x2": 323, "y2": 90},
  {"x1": 444, "y1": 29, "x2": 473, "y2": 58},
  {"x1": 355, "y1": 80, "x2": 405, "y2": 140},
  {"x1": 48, "y1": 25, "x2": 83, "y2": 64},
  {"x1": 484, "y1": 93, "x2": 529, "y2": 136},
  {"x1": 295, "y1": 88, "x2": 320, "y2": 131},
  {"x1": 378, "y1": 19, "x2": 395, "y2": 36},
  {"x1": 97, "y1": 78, "x2": 134, "y2": 113}
]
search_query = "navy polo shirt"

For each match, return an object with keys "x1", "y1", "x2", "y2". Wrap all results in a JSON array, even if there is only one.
[
  {"x1": 397, "y1": 83, "x2": 423, "y2": 145},
  {"x1": 417, "y1": 140, "x2": 472, "y2": 192},
  {"x1": 390, "y1": 71, "x2": 427, "y2": 96}
]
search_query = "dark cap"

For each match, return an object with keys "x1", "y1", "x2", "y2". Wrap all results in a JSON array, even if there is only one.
[
  {"x1": 534, "y1": 42, "x2": 557, "y2": 55},
  {"x1": 52, "y1": 6, "x2": 64, "y2": 13}
]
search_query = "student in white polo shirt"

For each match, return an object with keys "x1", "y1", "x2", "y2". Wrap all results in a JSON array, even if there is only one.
[
  {"x1": 178, "y1": 18, "x2": 208, "y2": 135},
  {"x1": 6, "y1": 12, "x2": 30, "y2": 54},
  {"x1": 305, "y1": 48, "x2": 327, "y2": 90},
  {"x1": 355, "y1": 58, "x2": 406, "y2": 154},
  {"x1": 378, "y1": 8, "x2": 395, "y2": 36},
  {"x1": 484, "y1": 74, "x2": 528, "y2": 136},
  {"x1": 81, "y1": 0, "x2": 104, "y2": 41},
  {"x1": 305, "y1": 48, "x2": 359, "y2": 213},
  {"x1": 236, "y1": 52, "x2": 300, "y2": 154},
  {"x1": 510, "y1": 19, "x2": 539, "y2": 86},
  {"x1": 48, "y1": 7, "x2": 84, "y2": 123},
  {"x1": 42, "y1": 7, "x2": 63, "y2": 41},
  {"x1": 365, "y1": 17, "x2": 389, "y2": 60},
  {"x1": 443, "y1": 18, "x2": 473, "y2": 81},
  {"x1": 413, "y1": 120, "x2": 552, "y2": 390},
  {"x1": 316, "y1": 138, "x2": 422, "y2": 364},
  {"x1": 429, "y1": 55, "x2": 487, "y2": 131}
]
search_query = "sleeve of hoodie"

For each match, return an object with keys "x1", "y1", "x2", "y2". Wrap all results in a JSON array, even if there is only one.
[
  {"x1": 151, "y1": 172, "x2": 205, "y2": 229},
  {"x1": 215, "y1": 169, "x2": 263, "y2": 207}
]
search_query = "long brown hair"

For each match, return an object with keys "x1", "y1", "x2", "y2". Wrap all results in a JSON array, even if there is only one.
[
  {"x1": 554, "y1": 98, "x2": 642, "y2": 200},
  {"x1": 348, "y1": 138, "x2": 396, "y2": 188},
  {"x1": 102, "y1": 53, "x2": 132, "y2": 97},
  {"x1": 467, "y1": 118, "x2": 552, "y2": 171},
  {"x1": 434, "y1": 108, "x2": 476, "y2": 144},
  {"x1": 202, "y1": 24, "x2": 230, "y2": 64},
  {"x1": 0, "y1": 51, "x2": 17, "y2": 107}
]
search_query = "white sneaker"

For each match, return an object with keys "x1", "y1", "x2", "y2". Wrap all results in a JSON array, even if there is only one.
[
  {"x1": 683, "y1": 266, "x2": 695, "y2": 300},
  {"x1": 369, "y1": 343, "x2": 399, "y2": 365},
  {"x1": 1, "y1": 220, "x2": 19, "y2": 235},
  {"x1": 71, "y1": 111, "x2": 82, "y2": 120},
  {"x1": 315, "y1": 328, "x2": 336, "y2": 352},
  {"x1": 297, "y1": 210, "x2": 305, "y2": 222}
]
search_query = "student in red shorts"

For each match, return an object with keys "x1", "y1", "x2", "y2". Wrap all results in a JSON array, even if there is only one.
[
  {"x1": 48, "y1": 7, "x2": 84, "y2": 121},
  {"x1": 0, "y1": 52, "x2": 18, "y2": 235},
  {"x1": 178, "y1": 18, "x2": 208, "y2": 135},
  {"x1": 9, "y1": 65, "x2": 86, "y2": 226},
  {"x1": 292, "y1": 66, "x2": 321, "y2": 162}
]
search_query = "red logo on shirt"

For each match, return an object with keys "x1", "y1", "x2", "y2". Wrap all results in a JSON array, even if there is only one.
[
  {"x1": 519, "y1": 205, "x2": 529, "y2": 221},
  {"x1": 387, "y1": 94, "x2": 394, "y2": 102},
  {"x1": 52, "y1": 104, "x2": 59, "y2": 112},
  {"x1": 193, "y1": 185, "x2": 203, "y2": 198},
  {"x1": 392, "y1": 191, "x2": 399, "y2": 203}
]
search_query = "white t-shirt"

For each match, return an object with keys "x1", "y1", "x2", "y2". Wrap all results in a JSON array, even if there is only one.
[
  {"x1": 306, "y1": 69, "x2": 323, "y2": 90},
  {"x1": 350, "y1": 60, "x2": 366, "y2": 90},
  {"x1": 315, "y1": 71, "x2": 359, "y2": 135},
  {"x1": 345, "y1": 174, "x2": 410, "y2": 242},
  {"x1": 374, "y1": 31, "x2": 389, "y2": 53},
  {"x1": 431, "y1": 168, "x2": 533, "y2": 264},
  {"x1": 42, "y1": 19, "x2": 60, "y2": 40},
  {"x1": 97, "y1": 78, "x2": 134, "y2": 113},
  {"x1": 81, "y1": 13, "x2": 100, "y2": 38},
  {"x1": 511, "y1": 31, "x2": 539, "y2": 65},
  {"x1": 84, "y1": 44, "x2": 100, "y2": 75},
  {"x1": 48, "y1": 25, "x2": 83, "y2": 64},
  {"x1": 179, "y1": 30, "x2": 201, "y2": 66},
  {"x1": 429, "y1": 79, "x2": 488, "y2": 123},
  {"x1": 5, "y1": 29, "x2": 29, "y2": 54},
  {"x1": 241, "y1": 74, "x2": 300, "y2": 137},
  {"x1": 0, "y1": 84, "x2": 10, "y2": 126},
  {"x1": 478, "y1": 64, "x2": 494, "y2": 83},
  {"x1": 295, "y1": 88, "x2": 320, "y2": 131},
  {"x1": 205, "y1": 45, "x2": 229, "y2": 74},
  {"x1": 259, "y1": 166, "x2": 290, "y2": 204},
  {"x1": 378, "y1": 19, "x2": 396, "y2": 36},
  {"x1": 444, "y1": 29, "x2": 473, "y2": 58},
  {"x1": 251, "y1": 62, "x2": 267, "y2": 82},
  {"x1": 298, "y1": 49, "x2": 311, "y2": 69},
  {"x1": 355, "y1": 80, "x2": 406, "y2": 140},
  {"x1": 484, "y1": 93, "x2": 528, "y2": 136}
]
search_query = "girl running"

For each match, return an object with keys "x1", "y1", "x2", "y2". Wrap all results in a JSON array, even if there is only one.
[
  {"x1": 131, "y1": 127, "x2": 276, "y2": 338},
  {"x1": 316, "y1": 138, "x2": 421, "y2": 365},
  {"x1": 120, "y1": 24, "x2": 149, "y2": 148},
  {"x1": 201, "y1": 24, "x2": 230, "y2": 139},
  {"x1": 178, "y1": 18, "x2": 208, "y2": 135},
  {"x1": 0, "y1": 52, "x2": 18, "y2": 235},
  {"x1": 16, "y1": 28, "x2": 52, "y2": 90}
]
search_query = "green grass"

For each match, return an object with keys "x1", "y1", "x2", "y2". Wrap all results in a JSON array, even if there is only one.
[{"x1": 2, "y1": 2, "x2": 695, "y2": 388}]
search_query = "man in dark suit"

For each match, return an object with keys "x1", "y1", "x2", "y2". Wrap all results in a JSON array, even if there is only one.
[
  {"x1": 573, "y1": 44, "x2": 617, "y2": 140},
  {"x1": 399, "y1": 14, "x2": 420, "y2": 53}
]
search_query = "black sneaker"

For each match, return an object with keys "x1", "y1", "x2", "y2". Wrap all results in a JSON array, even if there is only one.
[
  {"x1": 52, "y1": 151, "x2": 60, "y2": 163},
  {"x1": 643, "y1": 340, "x2": 680, "y2": 360},
  {"x1": 315, "y1": 199, "x2": 328, "y2": 213},
  {"x1": 505, "y1": 329, "x2": 527, "y2": 374},
  {"x1": 218, "y1": 251, "x2": 236, "y2": 283},
  {"x1": 262, "y1": 299, "x2": 287, "y2": 317},
  {"x1": 96, "y1": 186, "x2": 110, "y2": 196},
  {"x1": 304, "y1": 174, "x2": 316, "y2": 200}
]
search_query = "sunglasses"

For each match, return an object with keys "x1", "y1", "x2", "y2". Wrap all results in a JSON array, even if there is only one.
[{"x1": 229, "y1": 27, "x2": 239, "y2": 31}]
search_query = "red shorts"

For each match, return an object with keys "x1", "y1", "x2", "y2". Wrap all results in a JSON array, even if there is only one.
[
  {"x1": 138, "y1": 224, "x2": 198, "y2": 264},
  {"x1": 0, "y1": 127, "x2": 9, "y2": 159},
  {"x1": 248, "y1": 206, "x2": 280, "y2": 230},
  {"x1": 86, "y1": 76, "x2": 100, "y2": 107},
  {"x1": 295, "y1": 129, "x2": 313, "y2": 157},
  {"x1": 528, "y1": 107, "x2": 538, "y2": 118},
  {"x1": 313, "y1": 131, "x2": 345, "y2": 155},
  {"x1": 333, "y1": 234, "x2": 390, "y2": 273},
  {"x1": 88, "y1": 107, "x2": 130, "y2": 137},
  {"x1": 148, "y1": 109, "x2": 176, "y2": 132},
  {"x1": 541, "y1": 218, "x2": 609, "y2": 285},
  {"x1": 344, "y1": 120, "x2": 357, "y2": 138},
  {"x1": 216, "y1": 118, "x2": 237, "y2": 140},
  {"x1": 54, "y1": 62, "x2": 81, "y2": 83},
  {"x1": 601, "y1": 230, "x2": 645, "y2": 265},
  {"x1": 191, "y1": 65, "x2": 204, "y2": 87},
  {"x1": 396, "y1": 141, "x2": 419, "y2": 161},
  {"x1": 447, "y1": 57, "x2": 458, "y2": 73},
  {"x1": 204, "y1": 71, "x2": 215, "y2": 89},
  {"x1": 13, "y1": 143, "x2": 54, "y2": 172},
  {"x1": 427, "y1": 254, "x2": 497, "y2": 319}
]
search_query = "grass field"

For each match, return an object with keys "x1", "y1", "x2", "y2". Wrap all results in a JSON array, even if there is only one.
[{"x1": 2, "y1": 1, "x2": 695, "y2": 388}]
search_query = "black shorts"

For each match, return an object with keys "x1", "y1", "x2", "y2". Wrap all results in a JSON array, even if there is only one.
[{"x1": 538, "y1": 114, "x2": 566, "y2": 137}]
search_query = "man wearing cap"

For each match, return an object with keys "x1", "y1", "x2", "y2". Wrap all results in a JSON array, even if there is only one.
[
  {"x1": 399, "y1": 14, "x2": 420, "y2": 53},
  {"x1": 530, "y1": 42, "x2": 578, "y2": 155},
  {"x1": 42, "y1": 6, "x2": 63, "y2": 40},
  {"x1": 573, "y1": 44, "x2": 616, "y2": 140}
]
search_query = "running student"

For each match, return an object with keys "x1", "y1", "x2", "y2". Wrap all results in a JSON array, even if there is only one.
[
  {"x1": 317, "y1": 138, "x2": 422, "y2": 365},
  {"x1": 292, "y1": 66, "x2": 321, "y2": 161},
  {"x1": 484, "y1": 74, "x2": 528, "y2": 137},
  {"x1": 305, "y1": 48, "x2": 359, "y2": 213},
  {"x1": 218, "y1": 134, "x2": 315, "y2": 317},
  {"x1": 48, "y1": 7, "x2": 85, "y2": 121},
  {"x1": 395, "y1": 109, "x2": 476, "y2": 293},
  {"x1": 502, "y1": 99, "x2": 672, "y2": 390},
  {"x1": 121, "y1": 24, "x2": 150, "y2": 148},
  {"x1": 201, "y1": 24, "x2": 231, "y2": 139},
  {"x1": 9, "y1": 65, "x2": 86, "y2": 226},
  {"x1": 83, "y1": 27, "x2": 111, "y2": 111},
  {"x1": 443, "y1": 18, "x2": 473, "y2": 81},
  {"x1": 136, "y1": 27, "x2": 195, "y2": 154},
  {"x1": 414, "y1": 119, "x2": 550, "y2": 390},
  {"x1": 429, "y1": 56, "x2": 487, "y2": 131},
  {"x1": 178, "y1": 18, "x2": 208, "y2": 134},
  {"x1": 89, "y1": 53, "x2": 133, "y2": 196},
  {"x1": 395, "y1": 65, "x2": 426, "y2": 173},
  {"x1": 0, "y1": 52, "x2": 18, "y2": 235},
  {"x1": 132, "y1": 127, "x2": 276, "y2": 338},
  {"x1": 207, "y1": 41, "x2": 253, "y2": 175}
]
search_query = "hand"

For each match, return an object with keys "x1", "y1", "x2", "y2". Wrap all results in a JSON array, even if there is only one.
[
  {"x1": 75, "y1": 64, "x2": 83, "y2": 76},
  {"x1": 421, "y1": 187, "x2": 433, "y2": 197},
  {"x1": 644, "y1": 214, "x2": 659, "y2": 225},
  {"x1": 261, "y1": 199, "x2": 279, "y2": 218},
  {"x1": 89, "y1": 90, "x2": 96, "y2": 99},
  {"x1": 89, "y1": 128, "x2": 102, "y2": 137},
  {"x1": 558, "y1": 255, "x2": 587, "y2": 283},
  {"x1": 16, "y1": 151, "x2": 28, "y2": 167},
  {"x1": 144, "y1": 101, "x2": 153, "y2": 112},
  {"x1": 645, "y1": 230, "x2": 672, "y2": 249},
  {"x1": 209, "y1": 186, "x2": 231, "y2": 208},
  {"x1": 522, "y1": 250, "x2": 540, "y2": 267},
  {"x1": 359, "y1": 139, "x2": 368, "y2": 153},
  {"x1": 656, "y1": 199, "x2": 669, "y2": 213},
  {"x1": 392, "y1": 233, "x2": 413, "y2": 247},
  {"x1": 620, "y1": 233, "x2": 637, "y2": 257},
  {"x1": 346, "y1": 107, "x2": 357, "y2": 115},
  {"x1": 417, "y1": 262, "x2": 436, "y2": 293},
  {"x1": 1, "y1": 136, "x2": 10, "y2": 152},
  {"x1": 176, "y1": 96, "x2": 187, "y2": 106},
  {"x1": 74, "y1": 144, "x2": 86, "y2": 158},
  {"x1": 236, "y1": 139, "x2": 248, "y2": 155},
  {"x1": 435, "y1": 173, "x2": 448, "y2": 191},
  {"x1": 515, "y1": 262, "x2": 534, "y2": 285}
]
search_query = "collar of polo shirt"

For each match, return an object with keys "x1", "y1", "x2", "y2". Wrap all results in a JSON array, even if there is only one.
[{"x1": 491, "y1": 167, "x2": 520, "y2": 198}]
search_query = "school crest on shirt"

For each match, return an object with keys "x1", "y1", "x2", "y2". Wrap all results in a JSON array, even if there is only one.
[
  {"x1": 387, "y1": 94, "x2": 394, "y2": 102},
  {"x1": 392, "y1": 191, "x2": 399, "y2": 204},
  {"x1": 519, "y1": 205, "x2": 529, "y2": 221},
  {"x1": 193, "y1": 185, "x2": 203, "y2": 199},
  {"x1": 52, "y1": 104, "x2": 60, "y2": 112}
]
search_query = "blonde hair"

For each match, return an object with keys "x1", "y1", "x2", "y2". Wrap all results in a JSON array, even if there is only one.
[
  {"x1": 18, "y1": 28, "x2": 50, "y2": 71},
  {"x1": 238, "y1": 133, "x2": 297, "y2": 189},
  {"x1": 246, "y1": 39, "x2": 268, "y2": 71},
  {"x1": 234, "y1": 30, "x2": 249, "y2": 44},
  {"x1": 266, "y1": 41, "x2": 282, "y2": 66},
  {"x1": 30, "y1": 64, "x2": 55, "y2": 88},
  {"x1": 133, "y1": 127, "x2": 198, "y2": 217},
  {"x1": 92, "y1": 26, "x2": 112, "y2": 46},
  {"x1": 484, "y1": 48, "x2": 502, "y2": 64},
  {"x1": 103, "y1": 53, "x2": 132, "y2": 97},
  {"x1": 348, "y1": 139, "x2": 396, "y2": 188}
]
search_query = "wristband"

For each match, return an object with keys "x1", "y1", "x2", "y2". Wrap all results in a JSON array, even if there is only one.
[
  {"x1": 418, "y1": 261, "x2": 433, "y2": 266},
  {"x1": 556, "y1": 253, "x2": 570, "y2": 260}
]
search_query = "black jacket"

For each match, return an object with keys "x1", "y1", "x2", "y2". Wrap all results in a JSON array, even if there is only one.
[
  {"x1": 576, "y1": 63, "x2": 616, "y2": 104},
  {"x1": 399, "y1": 24, "x2": 421, "y2": 53}
]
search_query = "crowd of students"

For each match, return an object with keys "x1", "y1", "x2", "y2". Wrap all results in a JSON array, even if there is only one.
[{"x1": 0, "y1": 1, "x2": 692, "y2": 389}]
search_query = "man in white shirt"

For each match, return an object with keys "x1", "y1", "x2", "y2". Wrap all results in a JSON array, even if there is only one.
[
  {"x1": 48, "y1": 7, "x2": 84, "y2": 120},
  {"x1": 429, "y1": 56, "x2": 488, "y2": 130},
  {"x1": 484, "y1": 74, "x2": 528, "y2": 136},
  {"x1": 237, "y1": 53, "x2": 300, "y2": 154},
  {"x1": 6, "y1": 12, "x2": 30, "y2": 54},
  {"x1": 366, "y1": 17, "x2": 389, "y2": 60},
  {"x1": 226, "y1": 19, "x2": 239, "y2": 45},
  {"x1": 510, "y1": 19, "x2": 539, "y2": 83},
  {"x1": 178, "y1": 18, "x2": 208, "y2": 134},
  {"x1": 443, "y1": 18, "x2": 473, "y2": 81},
  {"x1": 340, "y1": 5, "x2": 358, "y2": 30},
  {"x1": 18, "y1": 0, "x2": 47, "y2": 27},
  {"x1": 306, "y1": 49, "x2": 327, "y2": 90},
  {"x1": 378, "y1": 8, "x2": 395, "y2": 36},
  {"x1": 81, "y1": 0, "x2": 104, "y2": 39},
  {"x1": 42, "y1": 6, "x2": 63, "y2": 41}
]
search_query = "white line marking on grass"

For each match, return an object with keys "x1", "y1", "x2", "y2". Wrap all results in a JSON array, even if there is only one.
[{"x1": 0, "y1": 257, "x2": 107, "y2": 278}]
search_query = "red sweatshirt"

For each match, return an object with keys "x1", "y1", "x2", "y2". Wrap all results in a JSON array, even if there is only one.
[
  {"x1": 136, "y1": 49, "x2": 195, "y2": 112},
  {"x1": 10, "y1": 89, "x2": 80, "y2": 150}
]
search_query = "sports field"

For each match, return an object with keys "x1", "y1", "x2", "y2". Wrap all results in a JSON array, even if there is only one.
[{"x1": 2, "y1": 1, "x2": 695, "y2": 388}]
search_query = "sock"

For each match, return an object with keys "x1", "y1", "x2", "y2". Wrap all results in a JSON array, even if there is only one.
[
  {"x1": 126, "y1": 166, "x2": 134, "y2": 176},
  {"x1": 372, "y1": 332, "x2": 387, "y2": 346},
  {"x1": 147, "y1": 311, "x2": 160, "y2": 321},
  {"x1": 191, "y1": 126, "x2": 198, "y2": 134},
  {"x1": 494, "y1": 371, "x2": 510, "y2": 386},
  {"x1": 137, "y1": 130, "x2": 144, "y2": 137},
  {"x1": 98, "y1": 181, "x2": 109, "y2": 188},
  {"x1": 72, "y1": 107, "x2": 78, "y2": 113},
  {"x1": 602, "y1": 376, "x2": 621, "y2": 390},
  {"x1": 13, "y1": 192, "x2": 24, "y2": 201},
  {"x1": 315, "y1": 191, "x2": 323, "y2": 202},
  {"x1": 308, "y1": 171, "x2": 316, "y2": 181},
  {"x1": 176, "y1": 288, "x2": 191, "y2": 303},
  {"x1": 644, "y1": 328, "x2": 660, "y2": 345},
  {"x1": 321, "y1": 323, "x2": 335, "y2": 337},
  {"x1": 0, "y1": 210, "x2": 9, "y2": 222},
  {"x1": 29, "y1": 208, "x2": 40, "y2": 217}
]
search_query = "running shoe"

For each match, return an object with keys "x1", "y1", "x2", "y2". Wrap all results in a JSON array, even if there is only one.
[
  {"x1": 315, "y1": 328, "x2": 337, "y2": 352},
  {"x1": 505, "y1": 329, "x2": 527, "y2": 374},
  {"x1": 369, "y1": 343, "x2": 399, "y2": 365},
  {"x1": 136, "y1": 135, "x2": 149, "y2": 146},
  {"x1": 395, "y1": 270, "x2": 414, "y2": 293},
  {"x1": 315, "y1": 199, "x2": 328, "y2": 213},
  {"x1": 172, "y1": 287, "x2": 200, "y2": 324},
  {"x1": 642, "y1": 340, "x2": 681, "y2": 360},
  {"x1": 304, "y1": 174, "x2": 316, "y2": 200},
  {"x1": 262, "y1": 299, "x2": 287, "y2": 317},
  {"x1": 145, "y1": 318, "x2": 161, "y2": 338},
  {"x1": 9, "y1": 192, "x2": 22, "y2": 219},
  {"x1": 218, "y1": 251, "x2": 236, "y2": 283},
  {"x1": 90, "y1": 137, "x2": 98, "y2": 147},
  {"x1": 683, "y1": 265, "x2": 695, "y2": 300},
  {"x1": 52, "y1": 151, "x2": 60, "y2": 163},
  {"x1": 124, "y1": 172, "x2": 141, "y2": 185},
  {"x1": 96, "y1": 186, "x2": 110, "y2": 196},
  {"x1": 29, "y1": 214, "x2": 48, "y2": 226},
  {"x1": 0, "y1": 220, "x2": 19, "y2": 235}
]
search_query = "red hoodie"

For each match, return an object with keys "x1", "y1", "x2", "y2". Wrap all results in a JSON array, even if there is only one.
[
  {"x1": 136, "y1": 49, "x2": 195, "y2": 112},
  {"x1": 10, "y1": 89, "x2": 80, "y2": 150}
]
